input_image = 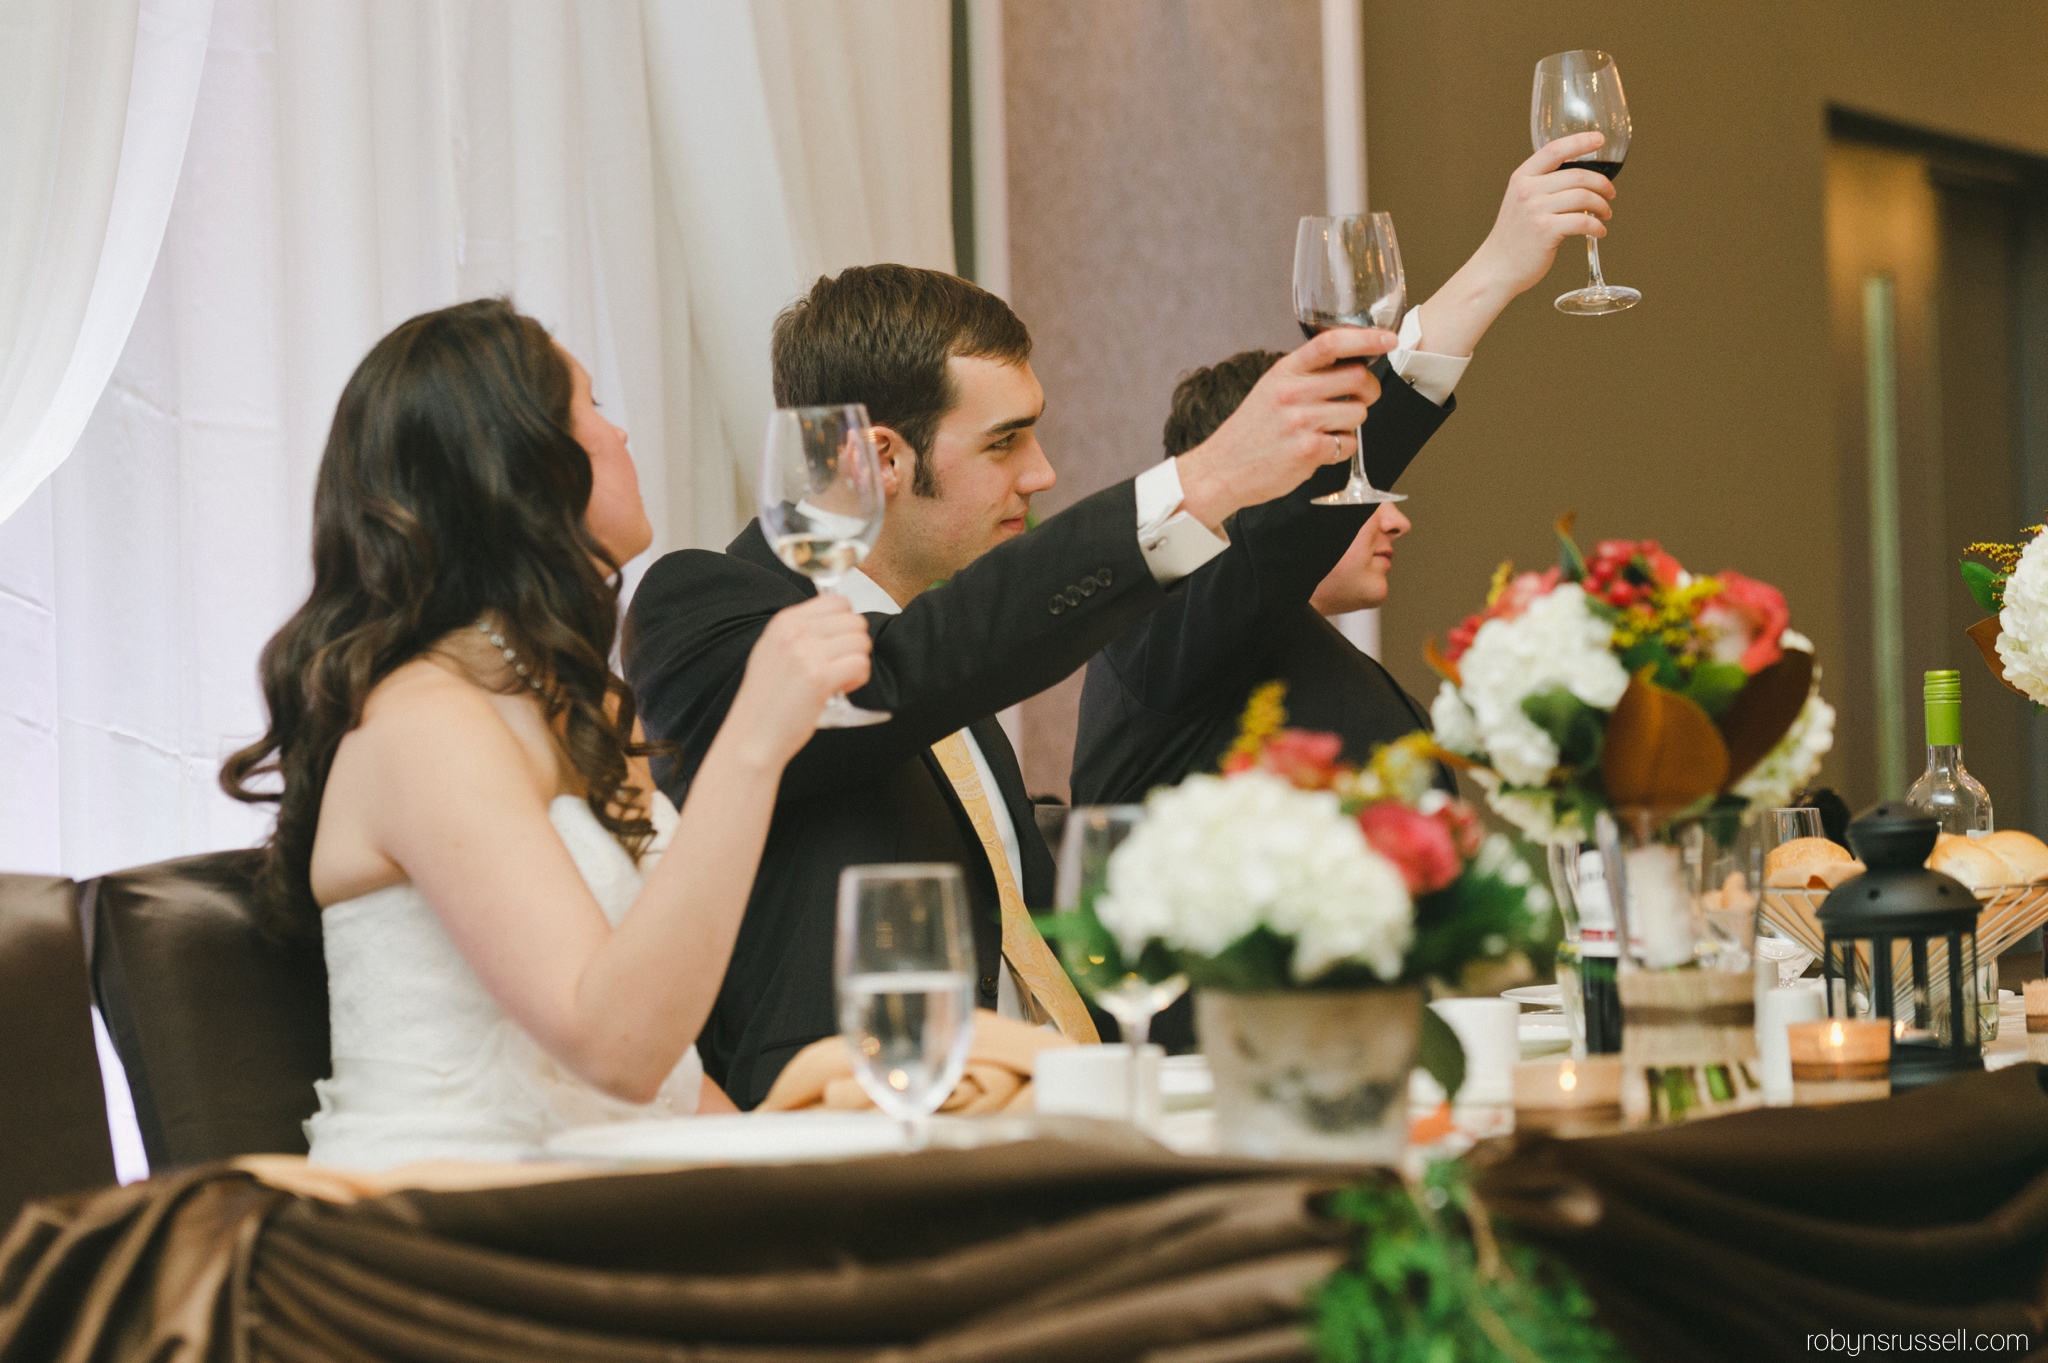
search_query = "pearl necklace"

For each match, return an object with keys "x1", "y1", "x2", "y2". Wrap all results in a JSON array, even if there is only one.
[{"x1": 475, "y1": 617, "x2": 544, "y2": 691}]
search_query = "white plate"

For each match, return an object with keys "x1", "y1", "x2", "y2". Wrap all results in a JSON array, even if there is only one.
[
  {"x1": 1160, "y1": 1054, "x2": 1213, "y2": 1110},
  {"x1": 1501, "y1": 985, "x2": 1563, "y2": 1007},
  {"x1": 543, "y1": 1112, "x2": 914, "y2": 1165}
]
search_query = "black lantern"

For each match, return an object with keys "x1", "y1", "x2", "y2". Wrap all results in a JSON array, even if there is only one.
[{"x1": 1818, "y1": 805, "x2": 1983, "y2": 1090}]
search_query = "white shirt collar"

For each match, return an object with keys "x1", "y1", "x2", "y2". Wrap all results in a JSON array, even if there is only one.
[{"x1": 833, "y1": 566, "x2": 900, "y2": 616}]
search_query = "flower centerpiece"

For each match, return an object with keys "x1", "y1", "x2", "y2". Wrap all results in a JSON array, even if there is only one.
[
  {"x1": 1049, "y1": 685, "x2": 1551, "y2": 1161},
  {"x1": 1960, "y1": 526, "x2": 2048, "y2": 704},
  {"x1": 1428, "y1": 517, "x2": 1835, "y2": 845},
  {"x1": 1428, "y1": 518, "x2": 1836, "y2": 1122}
]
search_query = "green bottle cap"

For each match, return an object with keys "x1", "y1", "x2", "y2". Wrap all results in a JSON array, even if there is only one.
[{"x1": 1924, "y1": 670, "x2": 1961, "y2": 745}]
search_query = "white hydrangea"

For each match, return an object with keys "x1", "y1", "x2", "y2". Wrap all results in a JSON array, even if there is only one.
[
  {"x1": 1095, "y1": 771, "x2": 1414, "y2": 983},
  {"x1": 1430, "y1": 681, "x2": 1481, "y2": 756},
  {"x1": 1470, "y1": 769, "x2": 1582, "y2": 845},
  {"x1": 1733, "y1": 689, "x2": 1837, "y2": 810},
  {"x1": 1455, "y1": 585, "x2": 1629, "y2": 786},
  {"x1": 1997, "y1": 532, "x2": 2048, "y2": 706}
]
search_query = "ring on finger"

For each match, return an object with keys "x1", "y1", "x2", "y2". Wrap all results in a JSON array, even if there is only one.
[{"x1": 1330, "y1": 432, "x2": 1343, "y2": 461}]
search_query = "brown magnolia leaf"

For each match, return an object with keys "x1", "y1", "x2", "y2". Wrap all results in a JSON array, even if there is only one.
[
  {"x1": 1424, "y1": 637, "x2": 1462, "y2": 686},
  {"x1": 1603, "y1": 668, "x2": 1730, "y2": 811},
  {"x1": 1966, "y1": 617, "x2": 2031, "y2": 700},
  {"x1": 1716, "y1": 650, "x2": 1814, "y2": 789}
]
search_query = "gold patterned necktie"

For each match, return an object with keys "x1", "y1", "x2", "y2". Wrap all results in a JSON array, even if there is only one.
[{"x1": 928, "y1": 730, "x2": 1099, "y2": 1043}]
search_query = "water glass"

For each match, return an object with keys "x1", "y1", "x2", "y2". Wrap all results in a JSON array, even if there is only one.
[{"x1": 835, "y1": 864, "x2": 976, "y2": 1142}]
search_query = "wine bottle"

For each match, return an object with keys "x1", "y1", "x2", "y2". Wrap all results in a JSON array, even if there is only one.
[
  {"x1": 1574, "y1": 848, "x2": 1623, "y2": 1055},
  {"x1": 1905, "y1": 670, "x2": 1993, "y2": 836}
]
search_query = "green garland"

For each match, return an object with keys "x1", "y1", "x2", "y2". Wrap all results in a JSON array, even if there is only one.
[{"x1": 1311, "y1": 1162, "x2": 1633, "y2": 1363}]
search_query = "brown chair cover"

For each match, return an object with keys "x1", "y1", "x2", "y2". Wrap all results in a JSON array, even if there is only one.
[
  {"x1": 1481, "y1": 1063, "x2": 2048, "y2": 1363},
  {"x1": 89, "y1": 849, "x2": 329, "y2": 1170},
  {"x1": 0, "y1": 873, "x2": 114, "y2": 1231}
]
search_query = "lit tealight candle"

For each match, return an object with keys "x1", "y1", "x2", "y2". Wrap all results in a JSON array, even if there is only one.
[
  {"x1": 1786, "y1": 1018, "x2": 1891, "y2": 1105},
  {"x1": 1513, "y1": 1056, "x2": 1624, "y2": 1131}
]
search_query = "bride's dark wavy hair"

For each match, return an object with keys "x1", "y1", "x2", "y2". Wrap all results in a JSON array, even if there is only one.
[{"x1": 223, "y1": 297, "x2": 658, "y2": 944}]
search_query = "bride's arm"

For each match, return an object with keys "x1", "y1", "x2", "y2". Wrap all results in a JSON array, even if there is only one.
[{"x1": 363, "y1": 595, "x2": 871, "y2": 1103}]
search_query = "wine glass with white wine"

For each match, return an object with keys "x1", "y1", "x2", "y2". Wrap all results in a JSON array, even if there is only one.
[
  {"x1": 758, "y1": 404, "x2": 889, "y2": 727},
  {"x1": 1531, "y1": 49, "x2": 1639, "y2": 315}
]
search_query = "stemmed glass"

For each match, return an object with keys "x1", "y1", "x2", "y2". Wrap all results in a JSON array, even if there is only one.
[
  {"x1": 836, "y1": 864, "x2": 976, "y2": 1147},
  {"x1": 1531, "y1": 49, "x2": 1639, "y2": 315},
  {"x1": 1293, "y1": 213, "x2": 1408, "y2": 507},
  {"x1": 1056, "y1": 806, "x2": 1185, "y2": 1125},
  {"x1": 1758, "y1": 808, "x2": 1823, "y2": 986},
  {"x1": 758, "y1": 404, "x2": 889, "y2": 727}
]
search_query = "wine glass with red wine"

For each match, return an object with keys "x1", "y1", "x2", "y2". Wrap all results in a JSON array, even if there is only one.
[
  {"x1": 1532, "y1": 49, "x2": 1638, "y2": 315},
  {"x1": 1292, "y1": 212, "x2": 1407, "y2": 507}
]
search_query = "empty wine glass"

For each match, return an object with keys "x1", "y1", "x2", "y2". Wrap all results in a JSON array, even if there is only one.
[
  {"x1": 1758, "y1": 807, "x2": 1823, "y2": 986},
  {"x1": 758, "y1": 405, "x2": 889, "y2": 727},
  {"x1": 836, "y1": 864, "x2": 976, "y2": 1147},
  {"x1": 1056, "y1": 805, "x2": 1185, "y2": 1125},
  {"x1": 1531, "y1": 49, "x2": 1639, "y2": 315},
  {"x1": 1292, "y1": 213, "x2": 1407, "y2": 507}
]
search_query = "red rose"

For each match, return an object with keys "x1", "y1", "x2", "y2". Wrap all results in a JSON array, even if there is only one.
[
  {"x1": 1358, "y1": 801, "x2": 1462, "y2": 896},
  {"x1": 1699, "y1": 570, "x2": 1789, "y2": 674},
  {"x1": 1430, "y1": 798, "x2": 1486, "y2": 860},
  {"x1": 1239, "y1": 729, "x2": 1344, "y2": 790}
]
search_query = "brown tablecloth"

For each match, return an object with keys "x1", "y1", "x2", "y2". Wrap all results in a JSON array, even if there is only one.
[
  {"x1": 6, "y1": 1069, "x2": 2048, "y2": 1362},
  {"x1": 1480, "y1": 1063, "x2": 2048, "y2": 1362}
]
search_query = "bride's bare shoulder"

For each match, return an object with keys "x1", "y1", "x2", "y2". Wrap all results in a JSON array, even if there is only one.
[{"x1": 339, "y1": 652, "x2": 555, "y2": 796}]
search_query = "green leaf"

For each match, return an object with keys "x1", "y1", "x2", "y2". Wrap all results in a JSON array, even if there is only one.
[
  {"x1": 1680, "y1": 660, "x2": 1748, "y2": 719},
  {"x1": 1961, "y1": 557, "x2": 2004, "y2": 615},
  {"x1": 1419, "y1": 1006, "x2": 1467, "y2": 1101},
  {"x1": 1556, "y1": 517, "x2": 1587, "y2": 583},
  {"x1": 1520, "y1": 687, "x2": 1604, "y2": 769},
  {"x1": 1617, "y1": 637, "x2": 1682, "y2": 689}
]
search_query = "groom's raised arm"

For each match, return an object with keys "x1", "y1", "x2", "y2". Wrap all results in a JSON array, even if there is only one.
[{"x1": 625, "y1": 477, "x2": 1168, "y2": 804}]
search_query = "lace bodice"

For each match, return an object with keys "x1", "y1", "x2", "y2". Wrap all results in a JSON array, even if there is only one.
[{"x1": 305, "y1": 793, "x2": 703, "y2": 1169}]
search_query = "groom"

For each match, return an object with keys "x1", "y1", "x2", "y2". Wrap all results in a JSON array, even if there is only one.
[{"x1": 626, "y1": 265, "x2": 1417, "y2": 1106}]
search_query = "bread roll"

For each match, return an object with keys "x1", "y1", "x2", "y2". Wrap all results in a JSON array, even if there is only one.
[
  {"x1": 1980, "y1": 830, "x2": 2048, "y2": 884},
  {"x1": 1927, "y1": 832, "x2": 2012, "y2": 889},
  {"x1": 1764, "y1": 836, "x2": 1854, "y2": 889}
]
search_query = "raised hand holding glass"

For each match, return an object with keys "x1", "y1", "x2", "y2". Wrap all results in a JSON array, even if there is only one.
[{"x1": 1292, "y1": 213, "x2": 1407, "y2": 507}]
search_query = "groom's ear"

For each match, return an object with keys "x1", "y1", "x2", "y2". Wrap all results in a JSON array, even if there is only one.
[{"x1": 871, "y1": 425, "x2": 910, "y2": 498}]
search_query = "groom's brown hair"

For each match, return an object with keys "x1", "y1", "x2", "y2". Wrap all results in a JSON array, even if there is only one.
[{"x1": 770, "y1": 265, "x2": 1030, "y2": 497}]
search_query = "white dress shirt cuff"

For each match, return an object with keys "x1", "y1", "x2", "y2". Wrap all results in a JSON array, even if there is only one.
[
  {"x1": 1133, "y1": 459, "x2": 1230, "y2": 584},
  {"x1": 1387, "y1": 306, "x2": 1469, "y2": 407}
]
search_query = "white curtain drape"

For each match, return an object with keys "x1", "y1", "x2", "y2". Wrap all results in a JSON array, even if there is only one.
[{"x1": 0, "y1": 0, "x2": 953, "y2": 879}]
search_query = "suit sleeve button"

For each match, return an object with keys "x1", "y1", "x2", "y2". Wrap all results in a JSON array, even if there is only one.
[
  {"x1": 1098, "y1": 567, "x2": 1114, "y2": 586},
  {"x1": 1079, "y1": 576, "x2": 1099, "y2": 595},
  {"x1": 1049, "y1": 597, "x2": 1066, "y2": 615},
  {"x1": 1064, "y1": 587, "x2": 1082, "y2": 606}
]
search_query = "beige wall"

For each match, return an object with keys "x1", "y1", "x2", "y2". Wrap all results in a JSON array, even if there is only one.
[
  {"x1": 1003, "y1": 0, "x2": 2048, "y2": 811},
  {"x1": 1359, "y1": 0, "x2": 2048, "y2": 817}
]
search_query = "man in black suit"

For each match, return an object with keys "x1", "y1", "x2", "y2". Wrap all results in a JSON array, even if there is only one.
[
  {"x1": 1071, "y1": 348, "x2": 1451, "y2": 811},
  {"x1": 1073, "y1": 128, "x2": 1630, "y2": 808},
  {"x1": 1073, "y1": 137, "x2": 1623, "y2": 1047},
  {"x1": 624, "y1": 264, "x2": 1400, "y2": 1106}
]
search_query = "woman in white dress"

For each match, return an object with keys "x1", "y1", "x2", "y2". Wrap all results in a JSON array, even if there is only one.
[{"x1": 222, "y1": 298, "x2": 871, "y2": 1168}]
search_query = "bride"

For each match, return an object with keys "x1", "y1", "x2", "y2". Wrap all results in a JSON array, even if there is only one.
[{"x1": 222, "y1": 298, "x2": 870, "y2": 1168}]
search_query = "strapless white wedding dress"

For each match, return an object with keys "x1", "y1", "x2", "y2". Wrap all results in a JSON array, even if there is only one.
[{"x1": 306, "y1": 793, "x2": 704, "y2": 1169}]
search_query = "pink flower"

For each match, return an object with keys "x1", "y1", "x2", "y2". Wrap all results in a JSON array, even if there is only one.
[
  {"x1": 1431, "y1": 799, "x2": 1486, "y2": 860},
  {"x1": 1699, "y1": 570, "x2": 1789, "y2": 674},
  {"x1": 1358, "y1": 801, "x2": 1462, "y2": 896},
  {"x1": 1444, "y1": 567, "x2": 1562, "y2": 662},
  {"x1": 1226, "y1": 729, "x2": 1344, "y2": 790}
]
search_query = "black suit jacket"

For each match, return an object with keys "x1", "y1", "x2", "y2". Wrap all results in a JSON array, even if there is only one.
[
  {"x1": 624, "y1": 480, "x2": 1165, "y2": 1107},
  {"x1": 1070, "y1": 371, "x2": 1454, "y2": 1050}
]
